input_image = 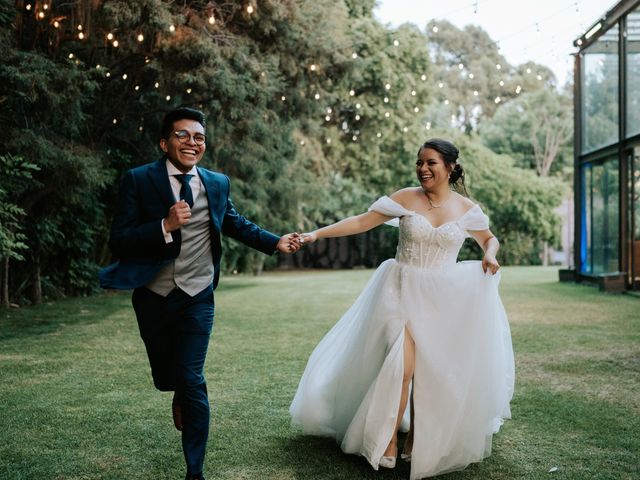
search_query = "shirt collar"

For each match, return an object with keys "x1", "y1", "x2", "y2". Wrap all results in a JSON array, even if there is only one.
[{"x1": 165, "y1": 158, "x2": 198, "y2": 176}]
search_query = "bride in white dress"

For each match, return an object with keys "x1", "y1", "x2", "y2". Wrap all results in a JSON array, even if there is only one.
[{"x1": 290, "y1": 139, "x2": 515, "y2": 479}]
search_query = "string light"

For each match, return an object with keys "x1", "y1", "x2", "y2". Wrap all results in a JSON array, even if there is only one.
[
  {"x1": 355, "y1": 103, "x2": 361, "y2": 109},
  {"x1": 137, "y1": 34, "x2": 144, "y2": 42},
  {"x1": 414, "y1": 107, "x2": 420, "y2": 113},
  {"x1": 38, "y1": 11, "x2": 45, "y2": 19},
  {"x1": 473, "y1": 90, "x2": 479, "y2": 96},
  {"x1": 122, "y1": 74, "x2": 127, "y2": 80},
  {"x1": 432, "y1": 26, "x2": 438, "y2": 33},
  {"x1": 393, "y1": 40, "x2": 400, "y2": 46},
  {"x1": 106, "y1": 72, "x2": 111, "y2": 78},
  {"x1": 426, "y1": 122, "x2": 431, "y2": 130},
  {"x1": 134, "y1": 85, "x2": 140, "y2": 91},
  {"x1": 421, "y1": 74, "x2": 427, "y2": 81},
  {"x1": 526, "y1": 68, "x2": 532, "y2": 74},
  {"x1": 112, "y1": 40, "x2": 118, "y2": 47},
  {"x1": 352, "y1": 52, "x2": 358, "y2": 59},
  {"x1": 537, "y1": 74, "x2": 543, "y2": 80},
  {"x1": 77, "y1": 24, "x2": 83, "y2": 31},
  {"x1": 327, "y1": 108, "x2": 332, "y2": 113},
  {"x1": 496, "y1": 64, "x2": 502, "y2": 70},
  {"x1": 494, "y1": 97, "x2": 501, "y2": 104},
  {"x1": 384, "y1": 97, "x2": 389, "y2": 103},
  {"x1": 403, "y1": 127, "x2": 408, "y2": 132},
  {"x1": 309, "y1": 64, "x2": 317, "y2": 72},
  {"x1": 186, "y1": 88, "x2": 192, "y2": 94},
  {"x1": 385, "y1": 83, "x2": 391, "y2": 90},
  {"x1": 26, "y1": 4, "x2": 32, "y2": 11},
  {"x1": 352, "y1": 135, "x2": 357, "y2": 141},
  {"x1": 458, "y1": 63, "x2": 464, "y2": 70},
  {"x1": 154, "y1": 82, "x2": 159, "y2": 88},
  {"x1": 53, "y1": 20, "x2": 60, "y2": 28},
  {"x1": 411, "y1": 90, "x2": 416, "y2": 96},
  {"x1": 384, "y1": 112, "x2": 390, "y2": 118},
  {"x1": 107, "y1": 33, "x2": 114, "y2": 40},
  {"x1": 438, "y1": 82, "x2": 444, "y2": 88},
  {"x1": 516, "y1": 85, "x2": 522, "y2": 94},
  {"x1": 499, "y1": 80, "x2": 504, "y2": 86},
  {"x1": 166, "y1": 95, "x2": 171, "y2": 101},
  {"x1": 314, "y1": 93, "x2": 320, "y2": 100},
  {"x1": 444, "y1": 100, "x2": 449, "y2": 105},
  {"x1": 208, "y1": 15, "x2": 215, "y2": 25},
  {"x1": 96, "y1": 64, "x2": 101, "y2": 69},
  {"x1": 300, "y1": 140, "x2": 305, "y2": 146},
  {"x1": 112, "y1": 118, "x2": 117, "y2": 124},
  {"x1": 281, "y1": 96, "x2": 286, "y2": 101},
  {"x1": 169, "y1": 24, "x2": 176, "y2": 32},
  {"x1": 468, "y1": 73, "x2": 474, "y2": 79},
  {"x1": 247, "y1": 5, "x2": 254, "y2": 14},
  {"x1": 376, "y1": 132, "x2": 382, "y2": 138},
  {"x1": 325, "y1": 115, "x2": 331, "y2": 121},
  {"x1": 78, "y1": 32, "x2": 85, "y2": 40},
  {"x1": 139, "y1": 126, "x2": 144, "y2": 132},
  {"x1": 355, "y1": 114, "x2": 360, "y2": 120},
  {"x1": 68, "y1": 53, "x2": 74, "y2": 59},
  {"x1": 349, "y1": 89, "x2": 355, "y2": 96}
]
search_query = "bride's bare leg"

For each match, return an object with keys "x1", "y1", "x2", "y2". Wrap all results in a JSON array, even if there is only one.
[
  {"x1": 403, "y1": 388, "x2": 415, "y2": 456},
  {"x1": 383, "y1": 328, "x2": 416, "y2": 457}
]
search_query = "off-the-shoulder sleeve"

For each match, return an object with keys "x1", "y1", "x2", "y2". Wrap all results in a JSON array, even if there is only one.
[
  {"x1": 457, "y1": 204, "x2": 490, "y2": 233},
  {"x1": 368, "y1": 196, "x2": 414, "y2": 227}
]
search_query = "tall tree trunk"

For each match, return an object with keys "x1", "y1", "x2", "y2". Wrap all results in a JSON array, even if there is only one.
[
  {"x1": 30, "y1": 256, "x2": 42, "y2": 305},
  {"x1": 1, "y1": 257, "x2": 9, "y2": 309}
]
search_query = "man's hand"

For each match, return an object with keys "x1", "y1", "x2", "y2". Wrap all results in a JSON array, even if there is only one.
[
  {"x1": 276, "y1": 233, "x2": 303, "y2": 254},
  {"x1": 164, "y1": 200, "x2": 191, "y2": 232}
]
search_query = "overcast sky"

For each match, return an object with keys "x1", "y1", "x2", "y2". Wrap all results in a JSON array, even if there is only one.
[{"x1": 373, "y1": 0, "x2": 617, "y2": 86}]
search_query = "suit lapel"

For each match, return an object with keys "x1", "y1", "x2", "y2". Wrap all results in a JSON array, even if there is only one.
[{"x1": 147, "y1": 158, "x2": 175, "y2": 208}]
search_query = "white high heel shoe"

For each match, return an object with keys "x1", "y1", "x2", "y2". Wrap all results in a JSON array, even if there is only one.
[{"x1": 379, "y1": 447, "x2": 397, "y2": 469}]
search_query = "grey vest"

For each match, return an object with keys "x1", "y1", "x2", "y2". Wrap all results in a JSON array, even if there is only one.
[{"x1": 146, "y1": 190, "x2": 214, "y2": 297}]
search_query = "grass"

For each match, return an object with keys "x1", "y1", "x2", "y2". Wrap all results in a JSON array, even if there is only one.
[{"x1": 0, "y1": 266, "x2": 638, "y2": 480}]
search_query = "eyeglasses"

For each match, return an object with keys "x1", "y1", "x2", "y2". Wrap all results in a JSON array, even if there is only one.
[{"x1": 173, "y1": 130, "x2": 206, "y2": 146}]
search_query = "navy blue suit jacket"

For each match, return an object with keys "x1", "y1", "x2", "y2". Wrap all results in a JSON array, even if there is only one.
[{"x1": 99, "y1": 158, "x2": 280, "y2": 290}]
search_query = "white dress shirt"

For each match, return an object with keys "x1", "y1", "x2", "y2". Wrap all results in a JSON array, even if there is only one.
[{"x1": 161, "y1": 160, "x2": 204, "y2": 243}]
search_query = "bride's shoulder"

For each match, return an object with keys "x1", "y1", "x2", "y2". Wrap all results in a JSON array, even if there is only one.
[
  {"x1": 389, "y1": 187, "x2": 421, "y2": 208},
  {"x1": 454, "y1": 193, "x2": 479, "y2": 210}
]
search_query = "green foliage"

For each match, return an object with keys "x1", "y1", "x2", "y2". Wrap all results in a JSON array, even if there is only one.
[
  {"x1": 0, "y1": 155, "x2": 39, "y2": 261},
  {"x1": 480, "y1": 88, "x2": 573, "y2": 178}
]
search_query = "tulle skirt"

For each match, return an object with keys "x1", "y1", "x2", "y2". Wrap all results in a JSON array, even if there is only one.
[{"x1": 290, "y1": 259, "x2": 515, "y2": 479}]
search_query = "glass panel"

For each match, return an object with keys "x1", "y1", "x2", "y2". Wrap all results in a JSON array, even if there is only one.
[
  {"x1": 580, "y1": 159, "x2": 620, "y2": 274},
  {"x1": 581, "y1": 24, "x2": 619, "y2": 153},
  {"x1": 580, "y1": 164, "x2": 592, "y2": 273},
  {"x1": 627, "y1": 8, "x2": 640, "y2": 138},
  {"x1": 632, "y1": 147, "x2": 640, "y2": 284}
]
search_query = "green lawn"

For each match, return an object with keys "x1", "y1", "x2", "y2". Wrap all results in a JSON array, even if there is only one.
[{"x1": 1, "y1": 267, "x2": 638, "y2": 480}]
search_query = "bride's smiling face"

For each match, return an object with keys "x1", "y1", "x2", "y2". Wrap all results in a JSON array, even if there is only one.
[{"x1": 416, "y1": 148, "x2": 450, "y2": 189}]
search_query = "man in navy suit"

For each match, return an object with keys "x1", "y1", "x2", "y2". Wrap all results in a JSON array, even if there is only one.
[{"x1": 100, "y1": 107, "x2": 302, "y2": 480}]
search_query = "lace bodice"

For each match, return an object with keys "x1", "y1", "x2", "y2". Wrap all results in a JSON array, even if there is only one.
[{"x1": 369, "y1": 196, "x2": 490, "y2": 269}]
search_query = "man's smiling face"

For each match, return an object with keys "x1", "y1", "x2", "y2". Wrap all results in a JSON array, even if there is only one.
[{"x1": 160, "y1": 118, "x2": 206, "y2": 173}]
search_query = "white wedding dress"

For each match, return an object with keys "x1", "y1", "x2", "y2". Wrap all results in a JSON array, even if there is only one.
[{"x1": 290, "y1": 196, "x2": 515, "y2": 479}]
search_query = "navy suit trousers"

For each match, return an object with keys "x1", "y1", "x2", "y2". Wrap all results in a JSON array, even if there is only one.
[{"x1": 132, "y1": 284, "x2": 214, "y2": 477}]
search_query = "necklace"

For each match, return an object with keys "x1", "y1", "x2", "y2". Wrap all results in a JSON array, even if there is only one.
[{"x1": 424, "y1": 190, "x2": 452, "y2": 209}]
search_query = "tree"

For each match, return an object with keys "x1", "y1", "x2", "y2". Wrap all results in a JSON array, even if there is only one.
[
  {"x1": 480, "y1": 88, "x2": 573, "y2": 177},
  {"x1": 425, "y1": 20, "x2": 556, "y2": 132}
]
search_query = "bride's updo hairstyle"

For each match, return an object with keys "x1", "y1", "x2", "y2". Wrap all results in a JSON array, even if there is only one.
[{"x1": 418, "y1": 138, "x2": 468, "y2": 196}]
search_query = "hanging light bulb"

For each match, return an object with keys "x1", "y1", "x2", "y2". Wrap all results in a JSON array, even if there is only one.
[
  {"x1": 458, "y1": 63, "x2": 464, "y2": 70},
  {"x1": 112, "y1": 118, "x2": 118, "y2": 124},
  {"x1": 351, "y1": 52, "x2": 358, "y2": 59},
  {"x1": 494, "y1": 97, "x2": 501, "y2": 104},
  {"x1": 473, "y1": 90, "x2": 479, "y2": 96},
  {"x1": 355, "y1": 103, "x2": 361, "y2": 109},
  {"x1": 166, "y1": 95, "x2": 171, "y2": 101},
  {"x1": 38, "y1": 11, "x2": 45, "y2": 19},
  {"x1": 309, "y1": 64, "x2": 317, "y2": 72},
  {"x1": 468, "y1": 73, "x2": 474, "y2": 79},
  {"x1": 26, "y1": 4, "x2": 32, "y2": 11},
  {"x1": 385, "y1": 83, "x2": 391, "y2": 90},
  {"x1": 496, "y1": 63, "x2": 502, "y2": 70},
  {"x1": 444, "y1": 100, "x2": 449, "y2": 105},
  {"x1": 112, "y1": 40, "x2": 119, "y2": 47},
  {"x1": 438, "y1": 82, "x2": 444, "y2": 88},
  {"x1": 349, "y1": 89, "x2": 355, "y2": 96},
  {"x1": 78, "y1": 32, "x2": 85, "y2": 40},
  {"x1": 122, "y1": 74, "x2": 128, "y2": 80},
  {"x1": 426, "y1": 122, "x2": 431, "y2": 130},
  {"x1": 376, "y1": 132, "x2": 382, "y2": 138},
  {"x1": 499, "y1": 80, "x2": 504, "y2": 86},
  {"x1": 135, "y1": 85, "x2": 140, "y2": 91},
  {"x1": 384, "y1": 97, "x2": 389, "y2": 103},
  {"x1": 421, "y1": 74, "x2": 427, "y2": 81},
  {"x1": 107, "y1": 33, "x2": 114, "y2": 40},
  {"x1": 314, "y1": 93, "x2": 320, "y2": 100},
  {"x1": 432, "y1": 26, "x2": 438, "y2": 33},
  {"x1": 106, "y1": 72, "x2": 111, "y2": 78},
  {"x1": 68, "y1": 53, "x2": 74, "y2": 59},
  {"x1": 186, "y1": 88, "x2": 192, "y2": 94},
  {"x1": 355, "y1": 114, "x2": 360, "y2": 121},
  {"x1": 53, "y1": 20, "x2": 60, "y2": 28},
  {"x1": 247, "y1": 5, "x2": 254, "y2": 14},
  {"x1": 138, "y1": 126, "x2": 144, "y2": 132},
  {"x1": 326, "y1": 138, "x2": 331, "y2": 144},
  {"x1": 208, "y1": 15, "x2": 215, "y2": 25},
  {"x1": 154, "y1": 82, "x2": 160, "y2": 88},
  {"x1": 137, "y1": 34, "x2": 144, "y2": 42},
  {"x1": 384, "y1": 112, "x2": 390, "y2": 118},
  {"x1": 403, "y1": 127, "x2": 408, "y2": 133},
  {"x1": 169, "y1": 24, "x2": 176, "y2": 32},
  {"x1": 414, "y1": 107, "x2": 419, "y2": 113},
  {"x1": 326, "y1": 107, "x2": 332, "y2": 114},
  {"x1": 281, "y1": 96, "x2": 286, "y2": 101},
  {"x1": 393, "y1": 39, "x2": 400, "y2": 47}
]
